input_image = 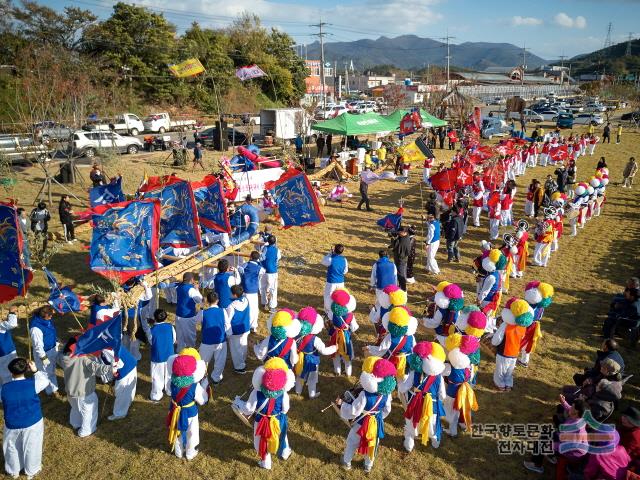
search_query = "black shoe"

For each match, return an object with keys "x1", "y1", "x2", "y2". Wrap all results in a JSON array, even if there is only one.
[
  {"x1": 367, "y1": 208, "x2": 374, "y2": 212},
  {"x1": 454, "y1": 258, "x2": 460, "y2": 263},
  {"x1": 212, "y1": 379, "x2": 221, "y2": 385},
  {"x1": 234, "y1": 368, "x2": 247, "y2": 375}
]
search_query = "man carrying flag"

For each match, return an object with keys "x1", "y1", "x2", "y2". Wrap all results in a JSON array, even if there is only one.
[
  {"x1": 30, "y1": 306, "x2": 59, "y2": 396},
  {"x1": 58, "y1": 314, "x2": 122, "y2": 437}
]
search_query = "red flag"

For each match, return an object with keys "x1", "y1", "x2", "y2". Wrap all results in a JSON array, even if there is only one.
[
  {"x1": 440, "y1": 190, "x2": 456, "y2": 207},
  {"x1": 455, "y1": 165, "x2": 474, "y2": 188},
  {"x1": 429, "y1": 168, "x2": 458, "y2": 191},
  {"x1": 550, "y1": 145, "x2": 568, "y2": 161}
]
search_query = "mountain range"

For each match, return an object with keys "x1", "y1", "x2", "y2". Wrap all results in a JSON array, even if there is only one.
[{"x1": 305, "y1": 35, "x2": 548, "y2": 71}]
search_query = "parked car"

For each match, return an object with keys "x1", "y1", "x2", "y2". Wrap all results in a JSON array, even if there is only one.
[
  {"x1": 82, "y1": 113, "x2": 145, "y2": 136},
  {"x1": 584, "y1": 103, "x2": 607, "y2": 113},
  {"x1": 507, "y1": 109, "x2": 544, "y2": 123},
  {"x1": 70, "y1": 130, "x2": 143, "y2": 158},
  {"x1": 198, "y1": 127, "x2": 248, "y2": 147},
  {"x1": 556, "y1": 113, "x2": 574, "y2": 129},
  {"x1": 481, "y1": 117, "x2": 511, "y2": 139},
  {"x1": 621, "y1": 110, "x2": 640, "y2": 122},
  {"x1": 32, "y1": 122, "x2": 73, "y2": 142},
  {"x1": 143, "y1": 112, "x2": 196, "y2": 133},
  {"x1": 0, "y1": 136, "x2": 52, "y2": 164},
  {"x1": 568, "y1": 105, "x2": 585, "y2": 113},
  {"x1": 573, "y1": 113, "x2": 604, "y2": 126},
  {"x1": 538, "y1": 109, "x2": 563, "y2": 121},
  {"x1": 314, "y1": 106, "x2": 349, "y2": 120}
]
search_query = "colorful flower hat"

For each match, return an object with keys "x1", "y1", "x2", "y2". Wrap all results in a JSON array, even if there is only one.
[
  {"x1": 445, "y1": 333, "x2": 472, "y2": 369},
  {"x1": 252, "y1": 357, "x2": 295, "y2": 398},
  {"x1": 524, "y1": 281, "x2": 554, "y2": 309},
  {"x1": 595, "y1": 168, "x2": 610, "y2": 185},
  {"x1": 460, "y1": 335, "x2": 480, "y2": 356},
  {"x1": 434, "y1": 281, "x2": 464, "y2": 311},
  {"x1": 574, "y1": 182, "x2": 589, "y2": 197},
  {"x1": 456, "y1": 305, "x2": 487, "y2": 338},
  {"x1": 589, "y1": 176, "x2": 602, "y2": 189},
  {"x1": 377, "y1": 284, "x2": 407, "y2": 310},
  {"x1": 268, "y1": 308, "x2": 301, "y2": 340},
  {"x1": 501, "y1": 297, "x2": 535, "y2": 327},
  {"x1": 481, "y1": 248, "x2": 507, "y2": 273},
  {"x1": 551, "y1": 191, "x2": 567, "y2": 206},
  {"x1": 587, "y1": 184, "x2": 595, "y2": 195},
  {"x1": 407, "y1": 341, "x2": 446, "y2": 376},
  {"x1": 360, "y1": 356, "x2": 397, "y2": 395},
  {"x1": 330, "y1": 289, "x2": 357, "y2": 318},
  {"x1": 381, "y1": 305, "x2": 417, "y2": 337},
  {"x1": 297, "y1": 306, "x2": 324, "y2": 335},
  {"x1": 170, "y1": 347, "x2": 206, "y2": 387}
]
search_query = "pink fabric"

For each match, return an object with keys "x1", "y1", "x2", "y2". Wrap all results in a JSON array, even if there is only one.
[{"x1": 584, "y1": 445, "x2": 631, "y2": 480}]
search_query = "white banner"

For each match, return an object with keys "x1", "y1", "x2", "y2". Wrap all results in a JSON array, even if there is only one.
[
  {"x1": 235, "y1": 64, "x2": 267, "y2": 81},
  {"x1": 233, "y1": 168, "x2": 284, "y2": 200}
]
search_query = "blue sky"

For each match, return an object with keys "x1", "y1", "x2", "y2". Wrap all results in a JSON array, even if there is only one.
[{"x1": 40, "y1": 0, "x2": 638, "y2": 60}]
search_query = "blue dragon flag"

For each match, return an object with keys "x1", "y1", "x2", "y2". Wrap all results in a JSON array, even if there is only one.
[
  {"x1": 89, "y1": 176, "x2": 125, "y2": 207},
  {"x1": 264, "y1": 169, "x2": 325, "y2": 229},
  {"x1": 90, "y1": 199, "x2": 160, "y2": 285},
  {"x1": 377, "y1": 212, "x2": 403, "y2": 231},
  {"x1": 43, "y1": 268, "x2": 83, "y2": 313},
  {"x1": 73, "y1": 313, "x2": 122, "y2": 357},
  {"x1": 191, "y1": 175, "x2": 231, "y2": 233},
  {"x1": 0, "y1": 202, "x2": 33, "y2": 303},
  {"x1": 140, "y1": 177, "x2": 202, "y2": 247}
]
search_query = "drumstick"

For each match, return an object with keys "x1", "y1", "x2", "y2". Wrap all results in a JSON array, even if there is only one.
[{"x1": 320, "y1": 402, "x2": 335, "y2": 413}]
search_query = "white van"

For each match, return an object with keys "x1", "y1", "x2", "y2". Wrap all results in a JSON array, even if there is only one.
[{"x1": 481, "y1": 117, "x2": 511, "y2": 139}]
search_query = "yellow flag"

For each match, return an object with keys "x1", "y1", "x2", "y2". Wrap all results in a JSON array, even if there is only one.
[
  {"x1": 168, "y1": 58, "x2": 205, "y2": 78},
  {"x1": 399, "y1": 141, "x2": 427, "y2": 163}
]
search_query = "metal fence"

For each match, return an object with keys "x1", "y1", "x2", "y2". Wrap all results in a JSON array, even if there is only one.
[{"x1": 457, "y1": 84, "x2": 578, "y2": 101}]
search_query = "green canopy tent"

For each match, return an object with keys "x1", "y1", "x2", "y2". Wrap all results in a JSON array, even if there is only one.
[
  {"x1": 311, "y1": 112, "x2": 398, "y2": 136},
  {"x1": 385, "y1": 108, "x2": 447, "y2": 128}
]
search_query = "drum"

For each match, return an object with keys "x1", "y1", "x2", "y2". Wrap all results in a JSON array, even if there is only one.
[
  {"x1": 231, "y1": 400, "x2": 253, "y2": 428},
  {"x1": 424, "y1": 301, "x2": 436, "y2": 319}
]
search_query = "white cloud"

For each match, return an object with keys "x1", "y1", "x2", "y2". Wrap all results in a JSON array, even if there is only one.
[
  {"x1": 511, "y1": 16, "x2": 543, "y2": 27},
  {"x1": 554, "y1": 12, "x2": 587, "y2": 29}
]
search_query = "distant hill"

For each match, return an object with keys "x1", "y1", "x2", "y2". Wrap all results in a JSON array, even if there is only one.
[
  {"x1": 566, "y1": 38, "x2": 640, "y2": 76},
  {"x1": 305, "y1": 35, "x2": 547, "y2": 71}
]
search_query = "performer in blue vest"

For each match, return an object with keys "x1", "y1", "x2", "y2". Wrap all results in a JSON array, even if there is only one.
[
  {"x1": 199, "y1": 292, "x2": 230, "y2": 384},
  {"x1": 425, "y1": 213, "x2": 441, "y2": 275},
  {"x1": 29, "y1": 305, "x2": 59, "y2": 395},
  {"x1": 225, "y1": 285, "x2": 251, "y2": 374},
  {"x1": 239, "y1": 250, "x2": 265, "y2": 332},
  {"x1": 101, "y1": 343, "x2": 138, "y2": 420},
  {"x1": 174, "y1": 272, "x2": 203, "y2": 352},
  {"x1": 321, "y1": 244, "x2": 349, "y2": 313},
  {"x1": 0, "y1": 306, "x2": 19, "y2": 397},
  {"x1": 260, "y1": 235, "x2": 281, "y2": 313},
  {"x1": 254, "y1": 309, "x2": 301, "y2": 369},
  {"x1": 476, "y1": 248, "x2": 507, "y2": 333},
  {"x1": 213, "y1": 259, "x2": 240, "y2": 310},
  {"x1": 369, "y1": 250, "x2": 398, "y2": 307},
  {"x1": 1, "y1": 357, "x2": 51, "y2": 479},
  {"x1": 146, "y1": 309, "x2": 176, "y2": 401},
  {"x1": 88, "y1": 294, "x2": 119, "y2": 327}
]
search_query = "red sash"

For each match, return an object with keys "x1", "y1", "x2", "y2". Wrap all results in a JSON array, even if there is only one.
[
  {"x1": 279, "y1": 338, "x2": 294, "y2": 358},
  {"x1": 256, "y1": 398, "x2": 276, "y2": 460},
  {"x1": 404, "y1": 375, "x2": 437, "y2": 427},
  {"x1": 297, "y1": 335, "x2": 314, "y2": 352}
]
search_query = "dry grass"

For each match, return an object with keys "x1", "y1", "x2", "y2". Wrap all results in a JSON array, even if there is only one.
[{"x1": 1, "y1": 123, "x2": 639, "y2": 480}]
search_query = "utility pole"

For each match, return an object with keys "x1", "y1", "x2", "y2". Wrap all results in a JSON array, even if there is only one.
[
  {"x1": 520, "y1": 44, "x2": 529, "y2": 86},
  {"x1": 310, "y1": 19, "x2": 331, "y2": 111},
  {"x1": 439, "y1": 31, "x2": 456, "y2": 91},
  {"x1": 558, "y1": 55, "x2": 567, "y2": 86},
  {"x1": 626, "y1": 33, "x2": 634, "y2": 56}
]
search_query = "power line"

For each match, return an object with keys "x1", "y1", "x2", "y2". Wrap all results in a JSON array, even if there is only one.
[
  {"x1": 438, "y1": 32, "x2": 455, "y2": 89},
  {"x1": 310, "y1": 20, "x2": 331, "y2": 110},
  {"x1": 626, "y1": 32, "x2": 634, "y2": 56}
]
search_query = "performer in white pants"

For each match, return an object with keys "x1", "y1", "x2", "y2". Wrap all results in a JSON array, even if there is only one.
[
  {"x1": 173, "y1": 273, "x2": 203, "y2": 352},
  {"x1": 259, "y1": 235, "x2": 281, "y2": 313},
  {"x1": 102, "y1": 345, "x2": 137, "y2": 420},
  {"x1": 29, "y1": 305, "x2": 59, "y2": 395},
  {"x1": 471, "y1": 176, "x2": 485, "y2": 227},
  {"x1": 59, "y1": 339, "x2": 115, "y2": 438},
  {"x1": 425, "y1": 214, "x2": 441, "y2": 275},
  {"x1": 226, "y1": 286, "x2": 251, "y2": 373},
  {"x1": 321, "y1": 245, "x2": 349, "y2": 312},
  {"x1": 0, "y1": 307, "x2": 19, "y2": 399},
  {"x1": 238, "y1": 251, "x2": 264, "y2": 332},
  {"x1": 1, "y1": 357, "x2": 50, "y2": 479},
  {"x1": 144, "y1": 309, "x2": 176, "y2": 401},
  {"x1": 199, "y1": 292, "x2": 231, "y2": 383}
]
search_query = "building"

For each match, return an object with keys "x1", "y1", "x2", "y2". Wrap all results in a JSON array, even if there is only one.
[
  {"x1": 351, "y1": 73, "x2": 396, "y2": 92},
  {"x1": 304, "y1": 60, "x2": 334, "y2": 103}
]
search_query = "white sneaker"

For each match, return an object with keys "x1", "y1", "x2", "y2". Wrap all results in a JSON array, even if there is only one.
[
  {"x1": 108, "y1": 415, "x2": 126, "y2": 421},
  {"x1": 280, "y1": 449, "x2": 293, "y2": 461},
  {"x1": 342, "y1": 462, "x2": 352, "y2": 471},
  {"x1": 406, "y1": 277, "x2": 416, "y2": 284}
]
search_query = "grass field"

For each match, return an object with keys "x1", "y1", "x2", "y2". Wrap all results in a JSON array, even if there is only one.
[{"x1": 1, "y1": 121, "x2": 639, "y2": 480}]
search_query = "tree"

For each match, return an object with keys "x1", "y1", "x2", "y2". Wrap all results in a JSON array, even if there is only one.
[
  {"x1": 81, "y1": 2, "x2": 179, "y2": 103},
  {"x1": 11, "y1": 1, "x2": 97, "y2": 50}
]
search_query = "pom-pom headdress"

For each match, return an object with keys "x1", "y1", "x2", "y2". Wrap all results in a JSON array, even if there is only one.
[
  {"x1": 170, "y1": 348, "x2": 206, "y2": 387},
  {"x1": 297, "y1": 306, "x2": 324, "y2": 335},
  {"x1": 482, "y1": 248, "x2": 507, "y2": 273},
  {"x1": 434, "y1": 281, "x2": 464, "y2": 311},
  {"x1": 330, "y1": 289, "x2": 356, "y2": 318},
  {"x1": 267, "y1": 309, "x2": 301, "y2": 340},
  {"x1": 445, "y1": 333, "x2": 471, "y2": 370},
  {"x1": 524, "y1": 281, "x2": 554, "y2": 309},
  {"x1": 377, "y1": 284, "x2": 407, "y2": 309},
  {"x1": 360, "y1": 356, "x2": 397, "y2": 395},
  {"x1": 381, "y1": 305, "x2": 417, "y2": 337},
  {"x1": 252, "y1": 357, "x2": 295, "y2": 398},
  {"x1": 501, "y1": 297, "x2": 535, "y2": 327},
  {"x1": 407, "y1": 340, "x2": 446, "y2": 376},
  {"x1": 456, "y1": 305, "x2": 487, "y2": 338}
]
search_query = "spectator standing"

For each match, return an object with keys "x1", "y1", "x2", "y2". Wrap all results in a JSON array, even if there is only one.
[
  {"x1": 438, "y1": 127, "x2": 446, "y2": 149},
  {"x1": 192, "y1": 142, "x2": 205, "y2": 171},
  {"x1": 391, "y1": 227, "x2": 412, "y2": 291},
  {"x1": 622, "y1": 157, "x2": 637, "y2": 188},
  {"x1": 58, "y1": 195, "x2": 75, "y2": 243},
  {"x1": 89, "y1": 163, "x2": 105, "y2": 187},
  {"x1": 29, "y1": 202, "x2": 50, "y2": 251},
  {"x1": 603, "y1": 123, "x2": 611, "y2": 144},
  {"x1": 357, "y1": 172, "x2": 373, "y2": 211},
  {"x1": 326, "y1": 133, "x2": 333, "y2": 155},
  {"x1": 316, "y1": 134, "x2": 325, "y2": 158},
  {"x1": 616, "y1": 124, "x2": 622, "y2": 144},
  {"x1": 444, "y1": 209, "x2": 464, "y2": 262}
]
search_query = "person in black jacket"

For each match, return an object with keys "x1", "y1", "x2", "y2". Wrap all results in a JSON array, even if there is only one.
[
  {"x1": 391, "y1": 227, "x2": 412, "y2": 291},
  {"x1": 554, "y1": 165, "x2": 569, "y2": 194},
  {"x1": 357, "y1": 172, "x2": 373, "y2": 211},
  {"x1": 444, "y1": 209, "x2": 465, "y2": 262},
  {"x1": 59, "y1": 195, "x2": 75, "y2": 242},
  {"x1": 30, "y1": 202, "x2": 50, "y2": 250}
]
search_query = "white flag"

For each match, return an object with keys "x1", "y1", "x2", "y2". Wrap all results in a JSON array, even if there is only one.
[{"x1": 235, "y1": 64, "x2": 267, "y2": 81}]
